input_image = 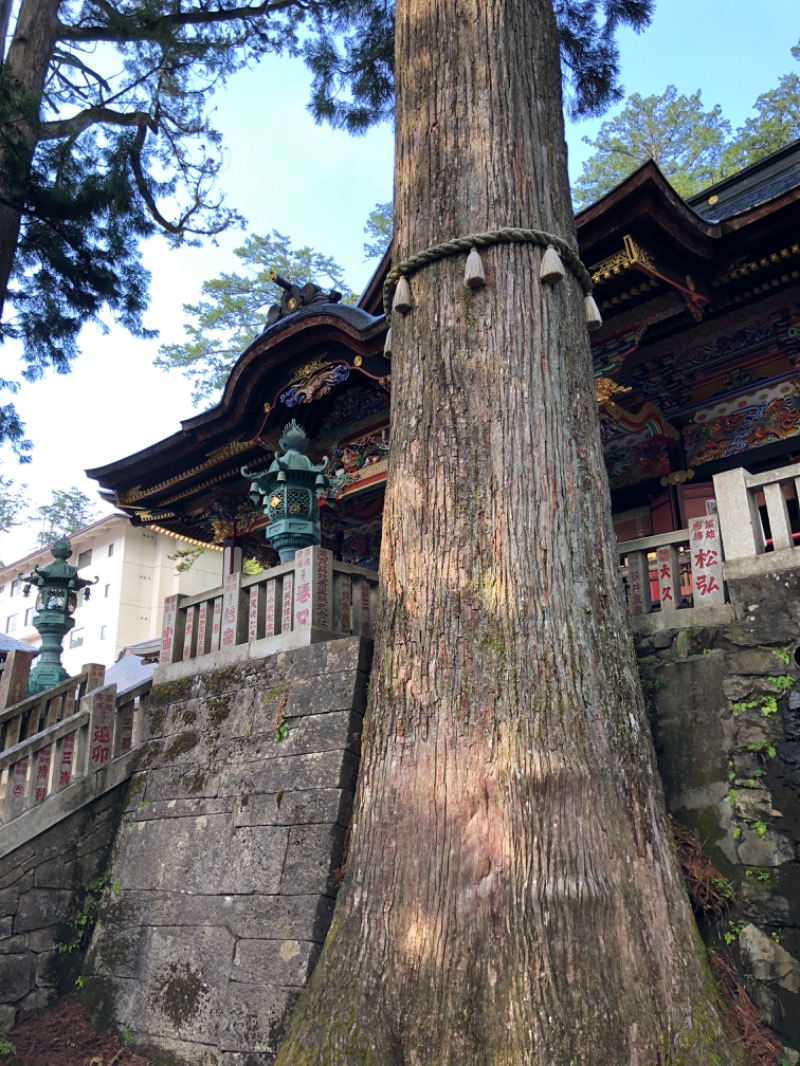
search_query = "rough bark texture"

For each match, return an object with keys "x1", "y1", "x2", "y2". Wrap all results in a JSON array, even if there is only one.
[
  {"x1": 0, "y1": 0, "x2": 60, "y2": 314},
  {"x1": 275, "y1": 1, "x2": 745, "y2": 1063}
]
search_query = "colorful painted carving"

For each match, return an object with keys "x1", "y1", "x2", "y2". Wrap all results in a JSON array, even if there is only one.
[
  {"x1": 683, "y1": 390, "x2": 800, "y2": 466},
  {"x1": 279, "y1": 361, "x2": 350, "y2": 407},
  {"x1": 606, "y1": 437, "x2": 673, "y2": 489},
  {"x1": 317, "y1": 386, "x2": 390, "y2": 435},
  {"x1": 327, "y1": 435, "x2": 390, "y2": 494}
]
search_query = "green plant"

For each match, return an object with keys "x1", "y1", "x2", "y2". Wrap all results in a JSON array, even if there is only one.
[
  {"x1": 122, "y1": 1023, "x2": 133, "y2": 1046},
  {"x1": 746, "y1": 739, "x2": 777, "y2": 759},
  {"x1": 58, "y1": 873, "x2": 116, "y2": 954},
  {"x1": 770, "y1": 931, "x2": 783, "y2": 943},
  {"x1": 768, "y1": 674, "x2": 793, "y2": 692},
  {"x1": 710, "y1": 876, "x2": 734, "y2": 900},
  {"x1": 724, "y1": 919, "x2": 745, "y2": 945},
  {"x1": 771, "y1": 648, "x2": 791, "y2": 667},
  {"x1": 75, "y1": 974, "x2": 87, "y2": 989},
  {"x1": 0, "y1": 1024, "x2": 16, "y2": 1058},
  {"x1": 727, "y1": 788, "x2": 738, "y2": 805},
  {"x1": 136, "y1": 800, "x2": 149, "y2": 811},
  {"x1": 732, "y1": 695, "x2": 778, "y2": 717},
  {"x1": 757, "y1": 870, "x2": 772, "y2": 883},
  {"x1": 751, "y1": 821, "x2": 768, "y2": 838},
  {"x1": 273, "y1": 710, "x2": 289, "y2": 743},
  {"x1": 733, "y1": 827, "x2": 742, "y2": 840}
]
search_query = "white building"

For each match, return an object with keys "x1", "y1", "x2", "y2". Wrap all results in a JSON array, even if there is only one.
[{"x1": 0, "y1": 515, "x2": 222, "y2": 675}]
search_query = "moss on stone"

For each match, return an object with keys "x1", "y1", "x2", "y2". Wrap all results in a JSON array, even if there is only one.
[
  {"x1": 132, "y1": 741, "x2": 161, "y2": 772},
  {"x1": 203, "y1": 666, "x2": 239, "y2": 696},
  {"x1": 80, "y1": 974, "x2": 118, "y2": 1032},
  {"x1": 183, "y1": 769, "x2": 207, "y2": 794},
  {"x1": 163, "y1": 731, "x2": 199, "y2": 761},
  {"x1": 148, "y1": 707, "x2": 167, "y2": 735},
  {"x1": 155, "y1": 962, "x2": 207, "y2": 1029},
  {"x1": 206, "y1": 695, "x2": 232, "y2": 727},
  {"x1": 179, "y1": 706, "x2": 198, "y2": 725},
  {"x1": 151, "y1": 677, "x2": 193, "y2": 704}
]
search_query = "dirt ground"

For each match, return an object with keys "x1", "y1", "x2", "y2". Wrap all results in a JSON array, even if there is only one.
[{"x1": 5, "y1": 994, "x2": 150, "y2": 1066}]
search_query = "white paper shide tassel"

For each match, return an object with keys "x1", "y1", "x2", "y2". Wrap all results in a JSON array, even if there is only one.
[
  {"x1": 384, "y1": 326, "x2": 392, "y2": 356},
  {"x1": 464, "y1": 247, "x2": 486, "y2": 289},
  {"x1": 392, "y1": 276, "x2": 413, "y2": 315},
  {"x1": 540, "y1": 244, "x2": 566, "y2": 284},
  {"x1": 585, "y1": 293, "x2": 603, "y2": 331}
]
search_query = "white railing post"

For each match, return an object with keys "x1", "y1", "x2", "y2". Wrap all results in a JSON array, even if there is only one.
[
  {"x1": 160, "y1": 594, "x2": 184, "y2": 665},
  {"x1": 689, "y1": 516, "x2": 726, "y2": 605},
  {"x1": 713, "y1": 467, "x2": 765, "y2": 559},
  {"x1": 762, "y1": 481, "x2": 793, "y2": 551},
  {"x1": 294, "y1": 547, "x2": 334, "y2": 633}
]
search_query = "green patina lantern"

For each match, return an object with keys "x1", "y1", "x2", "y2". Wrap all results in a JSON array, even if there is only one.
[
  {"x1": 242, "y1": 420, "x2": 329, "y2": 563},
  {"x1": 22, "y1": 539, "x2": 97, "y2": 695}
]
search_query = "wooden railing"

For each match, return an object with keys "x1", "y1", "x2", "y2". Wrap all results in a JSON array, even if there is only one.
[
  {"x1": 160, "y1": 546, "x2": 380, "y2": 666},
  {"x1": 0, "y1": 677, "x2": 149, "y2": 826},
  {"x1": 618, "y1": 515, "x2": 726, "y2": 616}
]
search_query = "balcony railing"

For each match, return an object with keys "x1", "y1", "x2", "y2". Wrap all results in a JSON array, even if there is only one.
[
  {"x1": 618, "y1": 515, "x2": 726, "y2": 617},
  {"x1": 160, "y1": 546, "x2": 379, "y2": 666},
  {"x1": 714, "y1": 461, "x2": 800, "y2": 560},
  {"x1": 0, "y1": 674, "x2": 149, "y2": 826}
]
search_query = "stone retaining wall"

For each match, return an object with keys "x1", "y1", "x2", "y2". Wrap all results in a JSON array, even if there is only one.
[
  {"x1": 84, "y1": 636, "x2": 371, "y2": 1066},
  {"x1": 636, "y1": 568, "x2": 800, "y2": 1055},
  {"x1": 0, "y1": 783, "x2": 127, "y2": 1027}
]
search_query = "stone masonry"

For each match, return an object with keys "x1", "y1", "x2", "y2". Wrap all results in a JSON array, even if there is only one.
[
  {"x1": 84, "y1": 636, "x2": 371, "y2": 1066},
  {"x1": 636, "y1": 567, "x2": 800, "y2": 1056},
  {"x1": 0, "y1": 782, "x2": 128, "y2": 1028}
]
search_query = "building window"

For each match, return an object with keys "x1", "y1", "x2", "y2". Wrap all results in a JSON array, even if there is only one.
[
  {"x1": 5, "y1": 614, "x2": 17, "y2": 633},
  {"x1": 0, "y1": 585, "x2": 5, "y2": 595},
  {"x1": 100, "y1": 625, "x2": 108, "y2": 640},
  {"x1": 24, "y1": 607, "x2": 34, "y2": 626},
  {"x1": 77, "y1": 549, "x2": 92, "y2": 569},
  {"x1": 10, "y1": 579, "x2": 21, "y2": 596},
  {"x1": 69, "y1": 628, "x2": 84, "y2": 649},
  {"x1": 104, "y1": 583, "x2": 111, "y2": 598},
  {"x1": 108, "y1": 543, "x2": 115, "y2": 558}
]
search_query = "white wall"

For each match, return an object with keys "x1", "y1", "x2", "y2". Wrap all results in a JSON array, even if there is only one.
[{"x1": 0, "y1": 517, "x2": 223, "y2": 675}]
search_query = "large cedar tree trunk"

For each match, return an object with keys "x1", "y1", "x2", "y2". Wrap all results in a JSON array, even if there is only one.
[
  {"x1": 276, "y1": 1, "x2": 743, "y2": 1062},
  {"x1": 0, "y1": 0, "x2": 60, "y2": 316}
]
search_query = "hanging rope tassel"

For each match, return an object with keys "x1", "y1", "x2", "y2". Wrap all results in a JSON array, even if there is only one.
[
  {"x1": 540, "y1": 244, "x2": 566, "y2": 284},
  {"x1": 392, "y1": 276, "x2": 413, "y2": 315},
  {"x1": 585, "y1": 293, "x2": 603, "y2": 331},
  {"x1": 464, "y1": 247, "x2": 486, "y2": 289},
  {"x1": 384, "y1": 326, "x2": 392, "y2": 357}
]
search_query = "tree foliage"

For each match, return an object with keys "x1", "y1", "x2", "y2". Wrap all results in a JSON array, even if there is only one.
[
  {"x1": 0, "y1": 474, "x2": 27, "y2": 534},
  {"x1": 0, "y1": 0, "x2": 654, "y2": 450},
  {"x1": 155, "y1": 229, "x2": 355, "y2": 406},
  {"x1": 724, "y1": 41, "x2": 800, "y2": 171},
  {"x1": 573, "y1": 86, "x2": 731, "y2": 207},
  {"x1": 574, "y1": 40, "x2": 800, "y2": 207},
  {"x1": 363, "y1": 200, "x2": 392, "y2": 259},
  {"x1": 34, "y1": 486, "x2": 99, "y2": 547}
]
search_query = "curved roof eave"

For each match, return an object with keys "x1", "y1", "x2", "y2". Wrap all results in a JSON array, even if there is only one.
[
  {"x1": 86, "y1": 303, "x2": 386, "y2": 487},
  {"x1": 576, "y1": 160, "x2": 722, "y2": 261},
  {"x1": 182, "y1": 304, "x2": 386, "y2": 440}
]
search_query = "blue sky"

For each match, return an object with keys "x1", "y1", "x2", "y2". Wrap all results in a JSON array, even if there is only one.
[{"x1": 0, "y1": 0, "x2": 796, "y2": 560}]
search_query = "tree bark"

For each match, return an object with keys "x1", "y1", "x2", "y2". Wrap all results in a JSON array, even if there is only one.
[
  {"x1": 275, "y1": 1, "x2": 744, "y2": 1062},
  {"x1": 0, "y1": 0, "x2": 61, "y2": 318}
]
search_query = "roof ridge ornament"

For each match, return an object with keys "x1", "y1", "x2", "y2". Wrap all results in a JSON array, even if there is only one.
[{"x1": 264, "y1": 271, "x2": 343, "y2": 327}]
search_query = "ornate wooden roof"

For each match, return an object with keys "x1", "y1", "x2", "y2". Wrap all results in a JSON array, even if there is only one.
[{"x1": 89, "y1": 141, "x2": 800, "y2": 543}]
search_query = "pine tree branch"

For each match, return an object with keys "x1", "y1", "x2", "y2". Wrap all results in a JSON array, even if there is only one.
[
  {"x1": 58, "y1": 0, "x2": 306, "y2": 44},
  {"x1": 38, "y1": 107, "x2": 154, "y2": 141}
]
